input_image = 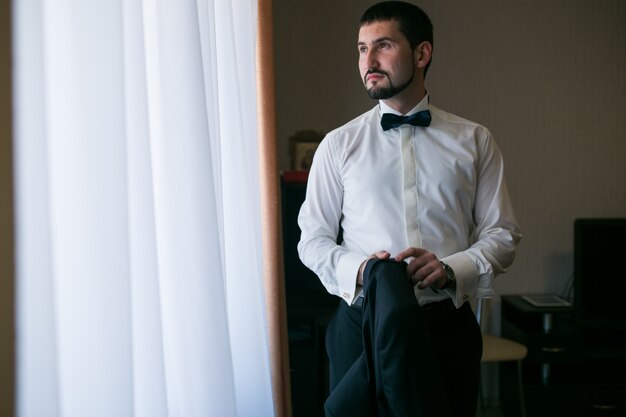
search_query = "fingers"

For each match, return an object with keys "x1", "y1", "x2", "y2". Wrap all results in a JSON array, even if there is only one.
[
  {"x1": 412, "y1": 261, "x2": 445, "y2": 289},
  {"x1": 394, "y1": 247, "x2": 427, "y2": 262},
  {"x1": 371, "y1": 250, "x2": 391, "y2": 260},
  {"x1": 358, "y1": 250, "x2": 391, "y2": 285},
  {"x1": 359, "y1": 248, "x2": 446, "y2": 291},
  {"x1": 399, "y1": 247, "x2": 446, "y2": 289}
]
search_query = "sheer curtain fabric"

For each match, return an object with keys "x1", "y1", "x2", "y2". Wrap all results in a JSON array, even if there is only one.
[{"x1": 13, "y1": 1, "x2": 274, "y2": 416}]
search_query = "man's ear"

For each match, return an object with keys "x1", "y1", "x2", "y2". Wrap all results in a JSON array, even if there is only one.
[{"x1": 414, "y1": 41, "x2": 432, "y2": 70}]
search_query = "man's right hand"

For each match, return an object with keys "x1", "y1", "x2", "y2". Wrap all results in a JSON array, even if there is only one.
[{"x1": 357, "y1": 250, "x2": 391, "y2": 285}]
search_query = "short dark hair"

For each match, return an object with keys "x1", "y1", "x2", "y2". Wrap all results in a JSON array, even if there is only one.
[{"x1": 360, "y1": 1, "x2": 434, "y2": 74}]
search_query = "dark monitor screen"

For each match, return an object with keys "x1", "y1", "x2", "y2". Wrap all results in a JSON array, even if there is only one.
[{"x1": 574, "y1": 218, "x2": 626, "y2": 331}]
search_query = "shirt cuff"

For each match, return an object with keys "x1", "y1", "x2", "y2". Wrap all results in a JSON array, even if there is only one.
[
  {"x1": 336, "y1": 252, "x2": 368, "y2": 305},
  {"x1": 442, "y1": 252, "x2": 478, "y2": 308}
]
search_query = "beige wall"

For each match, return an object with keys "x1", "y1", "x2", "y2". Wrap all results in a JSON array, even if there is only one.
[
  {"x1": 273, "y1": 0, "x2": 626, "y2": 317},
  {"x1": 1, "y1": 0, "x2": 14, "y2": 415}
]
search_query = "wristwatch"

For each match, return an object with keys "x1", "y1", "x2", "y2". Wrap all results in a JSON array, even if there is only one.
[{"x1": 440, "y1": 261, "x2": 456, "y2": 289}]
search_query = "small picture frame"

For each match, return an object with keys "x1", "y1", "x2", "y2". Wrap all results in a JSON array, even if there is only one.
[{"x1": 289, "y1": 130, "x2": 324, "y2": 171}]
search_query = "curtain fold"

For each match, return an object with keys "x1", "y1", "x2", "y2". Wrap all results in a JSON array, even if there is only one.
[{"x1": 13, "y1": 0, "x2": 275, "y2": 416}]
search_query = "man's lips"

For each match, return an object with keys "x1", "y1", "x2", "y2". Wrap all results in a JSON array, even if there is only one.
[{"x1": 365, "y1": 71, "x2": 387, "y2": 83}]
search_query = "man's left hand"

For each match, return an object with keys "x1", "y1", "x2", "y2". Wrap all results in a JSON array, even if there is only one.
[{"x1": 395, "y1": 247, "x2": 447, "y2": 290}]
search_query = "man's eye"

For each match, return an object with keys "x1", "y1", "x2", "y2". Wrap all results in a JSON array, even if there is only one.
[
  {"x1": 379, "y1": 43, "x2": 390, "y2": 49},
  {"x1": 359, "y1": 47, "x2": 367, "y2": 54}
]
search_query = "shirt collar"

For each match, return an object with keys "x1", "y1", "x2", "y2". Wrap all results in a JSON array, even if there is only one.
[{"x1": 378, "y1": 93, "x2": 430, "y2": 116}]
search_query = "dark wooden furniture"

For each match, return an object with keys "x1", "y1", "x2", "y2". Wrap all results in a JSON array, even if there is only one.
[
  {"x1": 500, "y1": 294, "x2": 626, "y2": 417},
  {"x1": 281, "y1": 175, "x2": 339, "y2": 417}
]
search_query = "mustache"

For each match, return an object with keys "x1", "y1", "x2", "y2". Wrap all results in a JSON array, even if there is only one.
[{"x1": 364, "y1": 69, "x2": 389, "y2": 82}]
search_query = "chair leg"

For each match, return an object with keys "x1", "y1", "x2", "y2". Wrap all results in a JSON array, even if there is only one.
[
  {"x1": 478, "y1": 372, "x2": 486, "y2": 411},
  {"x1": 516, "y1": 360, "x2": 526, "y2": 417}
]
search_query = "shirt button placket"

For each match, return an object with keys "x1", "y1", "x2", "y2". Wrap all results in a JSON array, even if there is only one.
[{"x1": 400, "y1": 125, "x2": 420, "y2": 248}]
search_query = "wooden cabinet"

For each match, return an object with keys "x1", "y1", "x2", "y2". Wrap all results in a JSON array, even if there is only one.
[{"x1": 281, "y1": 177, "x2": 338, "y2": 417}]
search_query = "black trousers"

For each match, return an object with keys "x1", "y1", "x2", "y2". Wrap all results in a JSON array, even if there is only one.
[{"x1": 324, "y1": 259, "x2": 482, "y2": 417}]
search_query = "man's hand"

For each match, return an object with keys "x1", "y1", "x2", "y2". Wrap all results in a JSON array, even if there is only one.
[
  {"x1": 357, "y1": 250, "x2": 391, "y2": 285},
  {"x1": 395, "y1": 247, "x2": 447, "y2": 290}
]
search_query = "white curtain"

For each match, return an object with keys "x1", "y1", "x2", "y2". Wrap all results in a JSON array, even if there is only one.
[{"x1": 13, "y1": 0, "x2": 274, "y2": 416}]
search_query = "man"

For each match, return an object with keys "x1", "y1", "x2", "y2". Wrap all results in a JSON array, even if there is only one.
[{"x1": 297, "y1": 2, "x2": 521, "y2": 416}]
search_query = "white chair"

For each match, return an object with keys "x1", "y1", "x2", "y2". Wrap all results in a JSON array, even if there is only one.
[{"x1": 476, "y1": 295, "x2": 528, "y2": 417}]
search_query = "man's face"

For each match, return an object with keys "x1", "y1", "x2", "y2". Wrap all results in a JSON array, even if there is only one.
[{"x1": 358, "y1": 20, "x2": 416, "y2": 100}]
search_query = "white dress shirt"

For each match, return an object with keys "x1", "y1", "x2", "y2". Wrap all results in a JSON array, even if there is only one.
[{"x1": 297, "y1": 95, "x2": 521, "y2": 307}]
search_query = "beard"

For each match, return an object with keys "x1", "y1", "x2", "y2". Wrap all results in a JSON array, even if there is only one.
[{"x1": 363, "y1": 60, "x2": 416, "y2": 100}]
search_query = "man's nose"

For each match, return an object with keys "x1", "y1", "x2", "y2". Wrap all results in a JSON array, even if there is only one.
[{"x1": 365, "y1": 50, "x2": 379, "y2": 69}]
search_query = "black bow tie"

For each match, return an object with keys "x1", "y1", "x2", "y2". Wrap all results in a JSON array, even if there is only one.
[{"x1": 380, "y1": 110, "x2": 431, "y2": 131}]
